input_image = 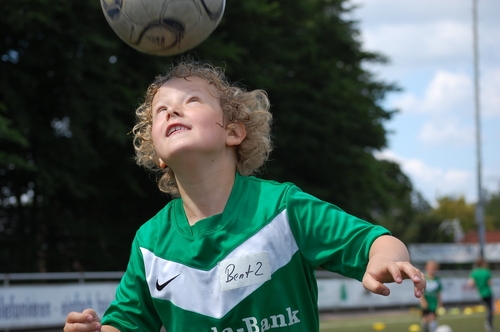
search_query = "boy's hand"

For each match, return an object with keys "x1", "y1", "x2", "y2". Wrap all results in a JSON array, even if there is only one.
[
  {"x1": 362, "y1": 257, "x2": 426, "y2": 298},
  {"x1": 64, "y1": 308, "x2": 101, "y2": 332},
  {"x1": 420, "y1": 297, "x2": 429, "y2": 309}
]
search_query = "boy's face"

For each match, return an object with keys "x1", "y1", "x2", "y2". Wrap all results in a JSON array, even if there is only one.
[
  {"x1": 151, "y1": 76, "x2": 227, "y2": 166},
  {"x1": 425, "y1": 261, "x2": 438, "y2": 275}
]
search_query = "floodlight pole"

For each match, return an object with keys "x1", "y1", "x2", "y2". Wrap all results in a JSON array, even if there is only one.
[{"x1": 472, "y1": 0, "x2": 486, "y2": 258}]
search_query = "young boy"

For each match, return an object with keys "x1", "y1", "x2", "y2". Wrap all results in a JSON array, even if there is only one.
[
  {"x1": 469, "y1": 257, "x2": 494, "y2": 331},
  {"x1": 419, "y1": 260, "x2": 443, "y2": 332},
  {"x1": 64, "y1": 60, "x2": 425, "y2": 332}
]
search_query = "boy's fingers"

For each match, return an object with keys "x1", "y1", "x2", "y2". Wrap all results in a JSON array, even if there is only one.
[
  {"x1": 64, "y1": 310, "x2": 101, "y2": 332},
  {"x1": 415, "y1": 287, "x2": 423, "y2": 298},
  {"x1": 385, "y1": 262, "x2": 404, "y2": 283},
  {"x1": 396, "y1": 262, "x2": 425, "y2": 286},
  {"x1": 82, "y1": 308, "x2": 100, "y2": 322},
  {"x1": 398, "y1": 265, "x2": 425, "y2": 298},
  {"x1": 363, "y1": 261, "x2": 426, "y2": 299},
  {"x1": 414, "y1": 271, "x2": 426, "y2": 298},
  {"x1": 66, "y1": 311, "x2": 90, "y2": 323},
  {"x1": 362, "y1": 274, "x2": 390, "y2": 296}
]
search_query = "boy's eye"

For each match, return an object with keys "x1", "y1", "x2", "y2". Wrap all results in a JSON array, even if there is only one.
[{"x1": 188, "y1": 96, "x2": 200, "y2": 103}]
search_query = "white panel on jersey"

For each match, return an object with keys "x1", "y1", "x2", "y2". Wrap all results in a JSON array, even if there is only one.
[{"x1": 140, "y1": 209, "x2": 298, "y2": 319}]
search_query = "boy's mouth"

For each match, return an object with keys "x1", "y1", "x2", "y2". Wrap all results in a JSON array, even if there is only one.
[{"x1": 167, "y1": 125, "x2": 190, "y2": 137}]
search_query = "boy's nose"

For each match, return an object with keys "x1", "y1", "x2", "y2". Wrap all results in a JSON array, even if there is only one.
[{"x1": 167, "y1": 108, "x2": 181, "y2": 120}]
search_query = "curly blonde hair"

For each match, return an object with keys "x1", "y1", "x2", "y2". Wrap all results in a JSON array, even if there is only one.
[{"x1": 132, "y1": 59, "x2": 273, "y2": 197}]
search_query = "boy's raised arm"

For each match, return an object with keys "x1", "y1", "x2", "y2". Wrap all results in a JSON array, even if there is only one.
[{"x1": 362, "y1": 235, "x2": 426, "y2": 298}]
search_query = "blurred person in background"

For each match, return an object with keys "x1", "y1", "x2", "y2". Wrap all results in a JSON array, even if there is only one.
[
  {"x1": 420, "y1": 260, "x2": 443, "y2": 332},
  {"x1": 469, "y1": 257, "x2": 494, "y2": 331}
]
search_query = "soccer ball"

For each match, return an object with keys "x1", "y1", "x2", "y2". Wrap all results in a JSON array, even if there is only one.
[
  {"x1": 100, "y1": 0, "x2": 226, "y2": 56},
  {"x1": 435, "y1": 325, "x2": 453, "y2": 332}
]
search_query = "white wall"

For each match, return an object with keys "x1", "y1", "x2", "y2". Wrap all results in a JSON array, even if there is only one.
[
  {"x1": 0, "y1": 283, "x2": 117, "y2": 329},
  {"x1": 317, "y1": 276, "x2": 499, "y2": 310},
  {"x1": 1, "y1": 276, "x2": 498, "y2": 330}
]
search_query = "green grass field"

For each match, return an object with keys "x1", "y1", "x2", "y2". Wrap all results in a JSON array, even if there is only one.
[{"x1": 320, "y1": 305, "x2": 498, "y2": 332}]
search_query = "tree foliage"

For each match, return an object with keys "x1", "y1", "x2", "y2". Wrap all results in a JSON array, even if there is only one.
[
  {"x1": 431, "y1": 196, "x2": 476, "y2": 233},
  {"x1": 1, "y1": 0, "x2": 171, "y2": 272},
  {"x1": 1, "y1": 0, "x2": 430, "y2": 272},
  {"x1": 403, "y1": 194, "x2": 500, "y2": 244},
  {"x1": 485, "y1": 191, "x2": 500, "y2": 230}
]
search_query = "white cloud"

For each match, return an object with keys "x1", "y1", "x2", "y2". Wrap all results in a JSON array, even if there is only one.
[
  {"x1": 374, "y1": 149, "x2": 473, "y2": 204},
  {"x1": 373, "y1": 150, "x2": 438, "y2": 182},
  {"x1": 403, "y1": 158, "x2": 442, "y2": 184},
  {"x1": 421, "y1": 71, "x2": 472, "y2": 114},
  {"x1": 358, "y1": 0, "x2": 500, "y2": 204},
  {"x1": 362, "y1": 21, "x2": 471, "y2": 68},
  {"x1": 418, "y1": 121, "x2": 474, "y2": 147},
  {"x1": 482, "y1": 68, "x2": 500, "y2": 116},
  {"x1": 391, "y1": 93, "x2": 419, "y2": 113},
  {"x1": 484, "y1": 169, "x2": 500, "y2": 195},
  {"x1": 442, "y1": 169, "x2": 471, "y2": 193},
  {"x1": 391, "y1": 70, "x2": 473, "y2": 115}
]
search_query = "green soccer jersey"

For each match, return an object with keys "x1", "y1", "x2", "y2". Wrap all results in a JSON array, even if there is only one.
[
  {"x1": 102, "y1": 174, "x2": 390, "y2": 331},
  {"x1": 470, "y1": 267, "x2": 492, "y2": 298},
  {"x1": 422, "y1": 275, "x2": 442, "y2": 312}
]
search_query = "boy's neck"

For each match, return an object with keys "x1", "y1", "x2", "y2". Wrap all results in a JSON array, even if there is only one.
[{"x1": 177, "y1": 167, "x2": 237, "y2": 226}]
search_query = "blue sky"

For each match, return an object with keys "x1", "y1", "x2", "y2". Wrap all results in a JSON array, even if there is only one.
[{"x1": 349, "y1": 0, "x2": 500, "y2": 206}]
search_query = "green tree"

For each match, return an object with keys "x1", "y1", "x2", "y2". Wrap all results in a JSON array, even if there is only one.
[
  {"x1": 1, "y1": 0, "x2": 172, "y2": 272},
  {"x1": 404, "y1": 192, "x2": 500, "y2": 245},
  {"x1": 0, "y1": 102, "x2": 32, "y2": 170},
  {"x1": 215, "y1": 0, "x2": 408, "y2": 223},
  {"x1": 1, "y1": 0, "x2": 427, "y2": 272},
  {"x1": 431, "y1": 196, "x2": 476, "y2": 233},
  {"x1": 485, "y1": 190, "x2": 500, "y2": 230}
]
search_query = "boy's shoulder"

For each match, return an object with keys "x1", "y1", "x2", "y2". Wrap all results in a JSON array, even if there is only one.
[
  {"x1": 134, "y1": 198, "x2": 180, "y2": 238},
  {"x1": 235, "y1": 175, "x2": 304, "y2": 205},
  {"x1": 241, "y1": 174, "x2": 297, "y2": 191}
]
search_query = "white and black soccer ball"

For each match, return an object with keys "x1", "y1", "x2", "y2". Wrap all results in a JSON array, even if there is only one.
[
  {"x1": 435, "y1": 325, "x2": 453, "y2": 332},
  {"x1": 100, "y1": 0, "x2": 225, "y2": 56}
]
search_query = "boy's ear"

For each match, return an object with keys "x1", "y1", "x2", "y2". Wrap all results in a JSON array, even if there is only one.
[
  {"x1": 159, "y1": 158, "x2": 167, "y2": 169},
  {"x1": 226, "y1": 122, "x2": 246, "y2": 146}
]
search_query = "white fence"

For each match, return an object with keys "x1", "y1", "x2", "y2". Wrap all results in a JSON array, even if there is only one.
[
  {"x1": 0, "y1": 272, "x2": 121, "y2": 331},
  {"x1": 1, "y1": 271, "x2": 498, "y2": 330},
  {"x1": 408, "y1": 243, "x2": 500, "y2": 263},
  {"x1": 317, "y1": 274, "x2": 499, "y2": 310}
]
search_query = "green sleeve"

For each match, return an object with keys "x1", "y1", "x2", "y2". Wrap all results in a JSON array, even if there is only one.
[
  {"x1": 285, "y1": 186, "x2": 391, "y2": 281},
  {"x1": 101, "y1": 237, "x2": 162, "y2": 331}
]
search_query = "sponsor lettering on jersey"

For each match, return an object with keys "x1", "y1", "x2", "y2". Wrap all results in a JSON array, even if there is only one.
[{"x1": 210, "y1": 307, "x2": 300, "y2": 332}]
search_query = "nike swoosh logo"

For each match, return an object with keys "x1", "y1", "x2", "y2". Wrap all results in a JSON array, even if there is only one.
[{"x1": 156, "y1": 274, "x2": 180, "y2": 291}]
